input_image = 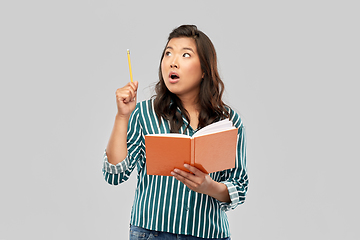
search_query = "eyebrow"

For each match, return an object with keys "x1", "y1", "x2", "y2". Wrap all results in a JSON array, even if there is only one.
[{"x1": 165, "y1": 46, "x2": 195, "y2": 53}]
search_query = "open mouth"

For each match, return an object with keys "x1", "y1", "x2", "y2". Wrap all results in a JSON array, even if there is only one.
[{"x1": 169, "y1": 72, "x2": 179, "y2": 79}]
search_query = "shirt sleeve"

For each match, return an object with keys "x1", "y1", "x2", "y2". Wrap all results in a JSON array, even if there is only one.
[
  {"x1": 102, "y1": 103, "x2": 145, "y2": 185},
  {"x1": 218, "y1": 110, "x2": 249, "y2": 211}
]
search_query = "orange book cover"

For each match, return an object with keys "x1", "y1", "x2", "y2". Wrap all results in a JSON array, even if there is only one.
[{"x1": 145, "y1": 119, "x2": 238, "y2": 176}]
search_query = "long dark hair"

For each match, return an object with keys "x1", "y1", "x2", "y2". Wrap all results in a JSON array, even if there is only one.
[{"x1": 153, "y1": 25, "x2": 229, "y2": 133}]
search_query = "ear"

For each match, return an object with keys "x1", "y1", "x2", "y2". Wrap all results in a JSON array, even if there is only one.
[{"x1": 202, "y1": 72, "x2": 205, "y2": 79}]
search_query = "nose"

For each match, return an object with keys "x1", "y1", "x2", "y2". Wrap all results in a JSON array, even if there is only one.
[{"x1": 170, "y1": 56, "x2": 179, "y2": 68}]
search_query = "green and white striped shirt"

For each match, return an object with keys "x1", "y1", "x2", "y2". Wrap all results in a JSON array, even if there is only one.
[{"x1": 103, "y1": 99, "x2": 248, "y2": 238}]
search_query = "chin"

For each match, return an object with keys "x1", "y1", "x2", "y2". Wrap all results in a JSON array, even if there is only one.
[
  {"x1": 164, "y1": 81, "x2": 178, "y2": 93},
  {"x1": 166, "y1": 86, "x2": 180, "y2": 95}
]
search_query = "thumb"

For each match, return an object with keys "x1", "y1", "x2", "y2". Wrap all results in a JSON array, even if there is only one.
[
  {"x1": 133, "y1": 81, "x2": 138, "y2": 102},
  {"x1": 133, "y1": 80, "x2": 139, "y2": 91}
]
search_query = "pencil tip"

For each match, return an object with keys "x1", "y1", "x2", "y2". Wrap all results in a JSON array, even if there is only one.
[{"x1": 127, "y1": 49, "x2": 130, "y2": 53}]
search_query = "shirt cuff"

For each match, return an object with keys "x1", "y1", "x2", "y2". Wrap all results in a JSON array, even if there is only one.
[
  {"x1": 218, "y1": 181, "x2": 241, "y2": 211},
  {"x1": 102, "y1": 150, "x2": 130, "y2": 175}
]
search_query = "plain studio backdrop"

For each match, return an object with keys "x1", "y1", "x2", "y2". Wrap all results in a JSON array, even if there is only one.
[{"x1": 0, "y1": 1, "x2": 359, "y2": 239}]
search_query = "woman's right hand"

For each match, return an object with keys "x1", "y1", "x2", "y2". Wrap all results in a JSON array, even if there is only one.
[{"x1": 115, "y1": 81, "x2": 138, "y2": 118}]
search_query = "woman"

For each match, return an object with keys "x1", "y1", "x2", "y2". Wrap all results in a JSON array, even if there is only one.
[{"x1": 103, "y1": 25, "x2": 248, "y2": 239}]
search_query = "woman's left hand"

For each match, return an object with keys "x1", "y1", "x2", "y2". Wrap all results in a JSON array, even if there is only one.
[
  {"x1": 171, "y1": 164, "x2": 215, "y2": 196},
  {"x1": 171, "y1": 164, "x2": 231, "y2": 202}
]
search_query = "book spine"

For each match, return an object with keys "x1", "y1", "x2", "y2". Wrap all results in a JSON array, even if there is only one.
[{"x1": 190, "y1": 138, "x2": 195, "y2": 166}]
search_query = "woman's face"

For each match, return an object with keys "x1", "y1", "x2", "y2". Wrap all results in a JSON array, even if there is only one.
[{"x1": 161, "y1": 37, "x2": 204, "y2": 100}]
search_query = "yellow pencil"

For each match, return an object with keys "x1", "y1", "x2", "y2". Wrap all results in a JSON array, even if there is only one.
[{"x1": 127, "y1": 49, "x2": 133, "y2": 82}]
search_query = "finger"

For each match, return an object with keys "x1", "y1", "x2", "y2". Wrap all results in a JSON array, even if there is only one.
[
  {"x1": 131, "y1": 80, "x2": 139, "y2": 91},
  {"x1": 116, "y1": 87, "x2": 136, "y2": 103},
  {"x1": 172, "y1": 168, "x2": 197, "y2": 182},
  {"x1": 171, "y1": 170, "x2": 189, "y2": 183},
  {"x1": 128, "y1": 81, "x2": 138, "y2": 102},
  {"x1": 183, "y1": 164, "x2": 205, "y2": 176},
  {"x1": 128, "y1": 81, "x2": 137, "y2": 93},
  {"x1": 171, "y1": 171, "x2": 199, "y2": 189},
  {"x1": 116, "y1": 91, "x2": 131, "y2": 103}
]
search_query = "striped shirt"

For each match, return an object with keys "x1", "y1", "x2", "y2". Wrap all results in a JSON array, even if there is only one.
[{"x1": 102, "y1": 99, "x2": 248, "y2": 238}]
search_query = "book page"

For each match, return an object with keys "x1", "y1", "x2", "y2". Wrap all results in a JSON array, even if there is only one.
[
  {"x1": 146, "y1": 133, "x2": 190, "y2": 138},
  {"x1": 193, "y1": 119, "x2": 235, "y2": 137},
  {"x1": 194, "y1": 127, "x2": 237, "y2": 173}
]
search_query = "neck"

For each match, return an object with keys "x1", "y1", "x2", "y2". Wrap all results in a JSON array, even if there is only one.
[
  {"x1": 177, "y1": 94, "x2": 200, "y2": 113},
  {"x1": 177, "y1": 95, "x2": 200, "y2": 130}
]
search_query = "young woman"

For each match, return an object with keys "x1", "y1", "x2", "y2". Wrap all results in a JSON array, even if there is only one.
[{"x1": 103, "y1": 25, "x2": 248, "y2": 240}]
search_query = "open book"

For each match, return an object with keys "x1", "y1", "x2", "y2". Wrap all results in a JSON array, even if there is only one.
[{"x1": 145, "y1": 119, "x2": 238, "y2": 176}]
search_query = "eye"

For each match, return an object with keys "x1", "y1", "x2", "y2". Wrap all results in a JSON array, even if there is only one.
[
  {"x1": 165, "y1": 51, "x2": 172, "y2": 56},
  {"x1": 183, "y1": 53, "x2": 191, "y2": 58}
]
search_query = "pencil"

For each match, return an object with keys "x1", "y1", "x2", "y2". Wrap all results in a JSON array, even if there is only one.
[{"x1": 127, "y1": 49, "x2": 133, "y2": 82}]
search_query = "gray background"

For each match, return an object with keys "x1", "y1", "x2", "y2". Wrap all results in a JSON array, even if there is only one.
[{"x1": 1, "y1": 0, "x2": 359, "y2": 239}]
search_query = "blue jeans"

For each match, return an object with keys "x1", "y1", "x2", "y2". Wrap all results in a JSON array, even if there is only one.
[{"x1": 129, "y1": 225, "x2": 231, "y2": 240}]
